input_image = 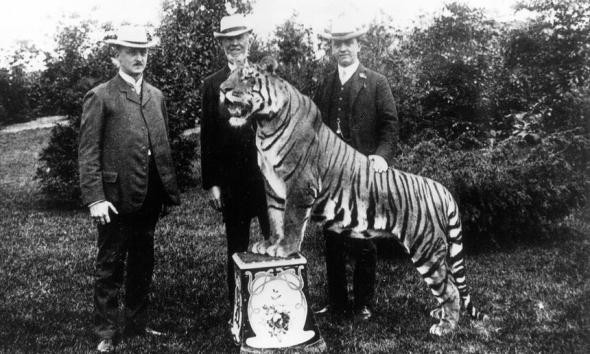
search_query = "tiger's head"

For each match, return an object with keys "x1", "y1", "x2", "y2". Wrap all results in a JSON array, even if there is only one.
[{"x1": 220, "y1": 57, "x2": 287, "y2": 127}]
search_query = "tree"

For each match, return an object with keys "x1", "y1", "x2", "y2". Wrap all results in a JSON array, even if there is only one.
[
  {"x1": 502, "y1": 0, "x2": 590, "y2": 133},
  {"x1": 33, "y1": 20, "x2": 114, "y2": 117},
  {"x1": 261, "y1": 14, "x2": 327, "y2": 96},
  {"x1": 0, "y1": 41, "x2": 40, "y2": 125},
  {"x1": 403, "y1": 2, "x2": 503, "y2": 142}
]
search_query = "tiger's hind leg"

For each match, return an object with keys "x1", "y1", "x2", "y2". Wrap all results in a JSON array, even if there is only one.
[{"x1": 411, "y1": 236, "x2": 461, "y2": 336}]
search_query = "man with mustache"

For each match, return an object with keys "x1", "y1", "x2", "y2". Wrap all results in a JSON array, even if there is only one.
[
  {"x1": 78, "y1": 25, "x2": 179, "y2": 352},
  {"x1": 313, "y1": 16, "x2": 399, "y2": 321},
  {"x1": 200, "y1": 14, "x2": 270, "y2": 309}
]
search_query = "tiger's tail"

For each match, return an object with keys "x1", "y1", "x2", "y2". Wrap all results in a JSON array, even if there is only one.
[{"x1": 446, "y1": 199, "x2": 488, "y2": 321}]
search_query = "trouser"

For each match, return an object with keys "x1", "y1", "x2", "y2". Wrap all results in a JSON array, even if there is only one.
[
  {"x1": 324, "y1": 228, "x2": 377, "y2": 310},
  {"x1": 222, "y1": 180, "x2": 270, "y2": 307},
  {"x1": 94, "y1": 159, "x2": 163, "y2": 339}
]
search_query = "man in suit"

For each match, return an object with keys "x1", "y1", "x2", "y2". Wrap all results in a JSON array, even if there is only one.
[
  {"x1": 200, "y1": 14, "x2": 270, "y2": 308},
  {"x1": 78, "y1": 25, "x2": 180, "y2": 353},
  {"x1": 313, "y1": 17, "x2": 399, "y2": 321}
]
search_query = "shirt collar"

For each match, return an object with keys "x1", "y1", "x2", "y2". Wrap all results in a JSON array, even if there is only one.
[
  {"x1": 338, "y1": 60, "x2": 360, "y2": 85},
  {"x1": 118, "y1": 69, "x2": 143, "y2": 94}
]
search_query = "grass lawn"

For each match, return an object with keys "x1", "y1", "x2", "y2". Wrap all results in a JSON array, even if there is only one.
[{"x1": 0, "y1": 128, "x2": 588, "y2": 353}]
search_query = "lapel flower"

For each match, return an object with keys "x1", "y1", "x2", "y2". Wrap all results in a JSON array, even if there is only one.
[{"x1": 359, "y1": 72, "x2": 367, "y2": 79}]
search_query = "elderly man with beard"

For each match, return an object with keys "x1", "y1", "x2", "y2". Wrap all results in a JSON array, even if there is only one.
[
  {"x1": 200, "y1": 14, "x2": 270, "y2": 309},
  {"x1": 78, "y1": 25, "x2": 180, "y2": 352}
]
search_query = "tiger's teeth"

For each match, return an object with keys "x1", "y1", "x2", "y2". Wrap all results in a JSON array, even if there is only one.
[{"x1": 229, "y1": 117, "x2": 247, "y2": 127}]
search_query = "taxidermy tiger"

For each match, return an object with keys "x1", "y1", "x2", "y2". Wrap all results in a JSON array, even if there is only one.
[{"x1": 219, "y1": 58, "x2": 488, "y2": 335}]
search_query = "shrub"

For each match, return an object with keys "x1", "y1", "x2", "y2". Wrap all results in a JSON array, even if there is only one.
[
  {"x1": 393, "y1": 129, "x2": 588, "y2": 247},
  {"x1": 172, "y1": 132, "x2": 201, "y2": 189},
  {"x1": 35, "y1": 116, "x2": 81, "y2": 202}
]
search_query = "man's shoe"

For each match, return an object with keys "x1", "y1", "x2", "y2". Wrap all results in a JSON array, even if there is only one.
[
  {"x1": 314, "y1": 304, "x2": 347, "y2": 316},
  {"x1": 124, "y1": 326, "x2": 164, "y2": 338},
  {"x1": 97, "y1": 338, "x2": 115, "y2": 353},
  {"x1": 353, "y1": 306, "x2": 373, "y2": 321},
  {"x1": 144, "y1": 327, "x2": 164, "y2": 336}
]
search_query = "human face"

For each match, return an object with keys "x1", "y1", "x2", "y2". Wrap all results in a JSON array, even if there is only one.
[
  {"x1": 332, "y1": 38, "x2": 360, "y2": 67},
  {"x1": 221, "y1": 33, "x2": 250, "y2": 65},
  {"x1": 117, "y1": 46, "x2": 148, "y2": 79}
]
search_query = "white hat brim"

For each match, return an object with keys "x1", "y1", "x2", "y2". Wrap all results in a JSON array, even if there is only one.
[
  {"x1": 214, "y1": 28, "x2": 252, "y2": 39},
  {"x1": 105, "y1": 39, "x2": 158, "y2": 48},
  {"x1": 320, "y1": 29, "x2": 367, "y2": 41}
]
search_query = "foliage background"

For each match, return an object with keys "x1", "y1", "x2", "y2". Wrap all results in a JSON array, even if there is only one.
[
  {"x1": 0, "y1": 0, "x2": 588, "y2": 242},
  {"x1": 0, "y1": 1, "x2": 588, "y2": 352}
]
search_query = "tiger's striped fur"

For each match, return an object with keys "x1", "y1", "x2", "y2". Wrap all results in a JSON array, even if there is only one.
[{"x1": 220, "y1": 60, "x2": 487, "y2": 335}]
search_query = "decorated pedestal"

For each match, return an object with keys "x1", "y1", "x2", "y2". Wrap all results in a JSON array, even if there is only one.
[{"x1": 231, "y1": 252, "x2": 326, "y2": 353}]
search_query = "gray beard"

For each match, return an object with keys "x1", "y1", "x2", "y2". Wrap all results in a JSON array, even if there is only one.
[{"x1": 226, "y1": 53, "x2": 247, "y2": 66}]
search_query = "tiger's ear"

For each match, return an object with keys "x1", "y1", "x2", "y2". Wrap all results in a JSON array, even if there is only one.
[{"x1": 258, "y1": 56, "x2": 278, "y2": 75}]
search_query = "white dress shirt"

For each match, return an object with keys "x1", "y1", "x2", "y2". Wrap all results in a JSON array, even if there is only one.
[
  {"x1": 119, "y1": 69, "x2": 143, "y2": 95},
  {"x1": 338, "y1": 60, "x2": 360, "y2": 85}
]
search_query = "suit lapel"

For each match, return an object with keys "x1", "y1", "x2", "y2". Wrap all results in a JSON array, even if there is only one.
[
  {"x1": 348, "y1": 64, "x2": 367, "y2": 113},
  {"x1": 141, "y1": 82, "x2": 152, "y2": 107}
]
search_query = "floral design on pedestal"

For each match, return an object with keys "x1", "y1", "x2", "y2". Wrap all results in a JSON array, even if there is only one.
[{"x1": 245, "y1": 266, "x2": 315, "y2": 348}]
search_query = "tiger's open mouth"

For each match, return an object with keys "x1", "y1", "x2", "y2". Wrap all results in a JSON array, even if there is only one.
[
  {"x1": 225, "y1": 100, "x2": 252, "y2": 118},
  {"x1": 224, "y1": 95, "x2": 252, "y2": 126}
]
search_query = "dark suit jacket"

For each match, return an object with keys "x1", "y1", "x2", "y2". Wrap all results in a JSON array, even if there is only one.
[
  {"x1": 313, "y1": 64, "x2": 399, "y2": 163},
  {"x1": 78, "y1": 74, "x2": 180, "y2": 214},
  {"x1": 200, "y1": 66, "x2": 262, "y2": 192}
]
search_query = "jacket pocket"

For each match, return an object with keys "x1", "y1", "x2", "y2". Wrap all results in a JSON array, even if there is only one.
[{"x1": 102, "y1": 171, "x2": 118, "y2": 183}]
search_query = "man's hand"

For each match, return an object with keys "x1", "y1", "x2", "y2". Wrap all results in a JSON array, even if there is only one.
[
  {"x1": 369, "y1": 155, "x2": 388, "y2": 172},
  {"x1": 89, "y1": 201, "x2": 118, "y2": 225},
  {"x1": 207, "y1": 186, "x2": 223, "y2": 211}
]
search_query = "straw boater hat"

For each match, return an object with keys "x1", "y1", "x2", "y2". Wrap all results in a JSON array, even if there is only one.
[
  {"x1": 214, "y1": 14, "x2": 253, "y2": 38},
  {"x1": 105, "y1": 25, "x2": 158, "y2": 48},
  {"x1": 321, "y1": 15, "x2": 367, "y2": 41}
]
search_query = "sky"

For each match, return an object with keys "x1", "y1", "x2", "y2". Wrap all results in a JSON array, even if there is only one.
[{"x1": 0, "y1": 0, "x2": 526, "y2": 64}]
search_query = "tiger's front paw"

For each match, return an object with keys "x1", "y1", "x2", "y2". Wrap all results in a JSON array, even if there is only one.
[
  {"x1": 429, "y1": 321, "x2": 456, "y2": 336},
  {"x1": 251, "y1": 240, "x2": 272, "y2": 254},
  {"x1": 265, "y1": 243, "x2": 298, "y2": 258}
]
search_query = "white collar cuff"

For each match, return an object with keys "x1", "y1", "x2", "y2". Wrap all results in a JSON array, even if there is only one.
[
  {"x1": 118, "y1": 70, "x2": 143, "y2": 94},
  {"x1": 338, "y1": 61, "x2": 360, "y2": 85}
]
